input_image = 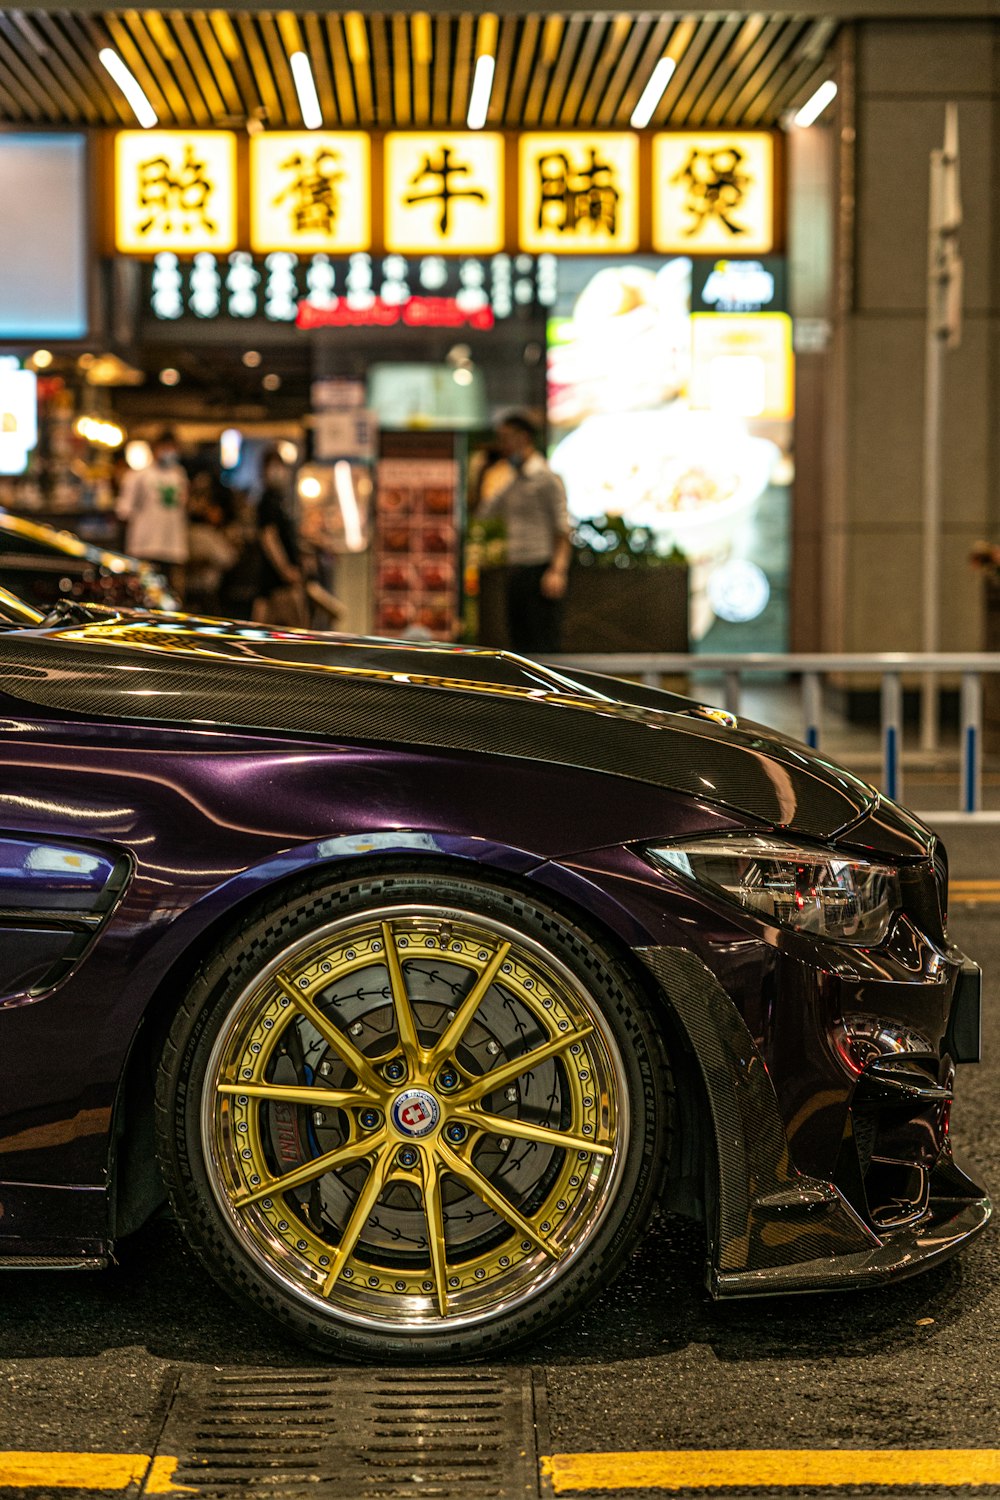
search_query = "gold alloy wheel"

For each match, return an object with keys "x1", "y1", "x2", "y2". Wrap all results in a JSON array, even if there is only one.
[{"x1": 201, "y1": 905, "x2": 627, "y2": 1331}]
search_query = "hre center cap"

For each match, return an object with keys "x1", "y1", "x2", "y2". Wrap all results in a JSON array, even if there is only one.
[{"x1": 391, "y1": 1088, "x2": 441, "y2": 1138}]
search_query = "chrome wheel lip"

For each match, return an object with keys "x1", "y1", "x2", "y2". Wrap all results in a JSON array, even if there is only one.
[{"x1": 200, "y1": 902, "x2": 630, "y2": 1337}]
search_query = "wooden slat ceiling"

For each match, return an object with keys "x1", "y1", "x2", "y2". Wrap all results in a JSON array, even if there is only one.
[{"x1": 0, "y1": 11, "x2": 837, "y2": 129}]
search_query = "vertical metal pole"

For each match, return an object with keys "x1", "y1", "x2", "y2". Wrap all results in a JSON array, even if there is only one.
[
  {"x1": 960, "y1": 671, "x2": 982, "y2": 814},
  {"x1": 921, "y1": 149, "x2": 943, "y2": 754},
  {"x1": 724, "y1": 670, "x2": 741, "y2": 717},
  {"x1": 801, "y1": 672, "x2": 822, "y2": 750},
  {"x1": 881, "y1": 671, "x2": 903, "y2": 802},
  {"x1": 921, "y1": 106, "x2": 961, "y2": 753},
  {"x1": 642, "y1": 671, "x2": 659, "y2": 690}
]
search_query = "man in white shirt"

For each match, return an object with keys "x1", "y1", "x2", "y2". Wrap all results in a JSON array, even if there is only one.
[
  {"x1": 477, "y1": 413, "x2": 572, "y2": 653},
  {"x1": 117, "y1": 430, "x2": 189, "y2": 598}
]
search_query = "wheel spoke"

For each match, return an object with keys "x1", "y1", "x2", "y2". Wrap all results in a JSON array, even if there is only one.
[
  {"x1": 436, "y1": 1139, "x2": 562, "y2": 1260},
  {"x1": 381, "y1": 921, "x2": 423, "y2": 1065},
  {"x1": 452, "y1": 1106, "x2": 613, "y2": 1158},
  {"x1": 453, "y1": 1025, "x2": 594, "y2": 1106},
  {"x1": 428, "y1": 941, "x2": 511, "y2": 1070},
  {"x1": 322, "y1": 1145, "x2": 392, "y2": 1296},
  {"x1": 276, "y1": 972, "x2": 383, "y2": 1096},
  {"x1": 218, "y1": 1082, "x2": 369, "y2": 1110},
  {"x1": 233, "y1": 1129, "x2": 387, "y2": 1208},
  {"x1": 420, "y1": 1147, "x2": 450, "y2": 1317}
]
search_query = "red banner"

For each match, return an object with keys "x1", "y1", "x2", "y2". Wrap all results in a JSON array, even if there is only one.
[{"x1": 296, "y1": 297, "x2": 494, "y2": 331}]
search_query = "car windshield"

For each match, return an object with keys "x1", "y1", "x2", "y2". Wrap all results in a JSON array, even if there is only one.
[{"x1": 0, "y1": 583, "x2": 44, "y2": 627}]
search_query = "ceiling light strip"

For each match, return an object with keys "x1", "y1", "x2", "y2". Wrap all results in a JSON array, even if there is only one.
[
  {"x1": 793, "y1": 77, "x2": 837, "y2": 126},
  {"x1": 290, "y1": 50, "x2": 322, "y2": 129},
  {"x1": 629, "y1": 55, "x2": 676, "y2": 128},
  {"x1": 98, "y1": 47, "x2": 157, "y2": 128}
]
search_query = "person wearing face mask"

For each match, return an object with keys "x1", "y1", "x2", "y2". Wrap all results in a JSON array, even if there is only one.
[
  {"x1": 475, "y1": 412, "x2": 572, "y2": 654},
  {"x1": 116, "y1": 429, "x2": 190, "y2": 601},
  {"x1": 252, "y1": 447, "x2": 309, "y2": 628}
]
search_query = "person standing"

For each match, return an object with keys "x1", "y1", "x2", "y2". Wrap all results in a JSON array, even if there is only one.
[
  {"x1": 252, "y1": 447, "x2": 308, "y2": 628},
  {"x1": 477, "y1": 412, "x2": 572, "y2": 654},
  {"x1": 116, "y1": 430, "x2": 189, "y2": 600}
]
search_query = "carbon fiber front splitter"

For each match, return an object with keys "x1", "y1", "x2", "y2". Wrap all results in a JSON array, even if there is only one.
[{"x1": 712, "y1": 1156, "x2": 991, "y2": 1298}]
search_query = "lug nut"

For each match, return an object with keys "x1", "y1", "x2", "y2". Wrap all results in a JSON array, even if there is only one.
[
  {"x1": 445, "y1": 1122, "x2": 468, "y2": 1145},
  {"x1": 383, "y1": 1060, "x2": 406, "y2": 1083},
  {"x1": 396, "y1": 1146, "x2": 419, "y2": 1168},
  {"x1": 437, "y1": 1068, "x2": 459, "y2": 1091},
  {"x1": 358, "y1": 1108, "x2": 382, "y2": 1130}
]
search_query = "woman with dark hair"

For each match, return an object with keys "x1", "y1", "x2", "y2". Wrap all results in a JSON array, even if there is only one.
[{"x1": 252, "y1": 447, "x2": 308, "y2": 628}]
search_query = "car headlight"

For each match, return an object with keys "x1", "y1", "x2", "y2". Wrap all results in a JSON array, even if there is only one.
[{"x1": 647, "y1": 835, "x2": 902, "y2": 945}]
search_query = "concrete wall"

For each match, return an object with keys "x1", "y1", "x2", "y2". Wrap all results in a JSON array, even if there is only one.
[{"x1": 825, "y1": 19, "x2": 1000, "y2": 653}]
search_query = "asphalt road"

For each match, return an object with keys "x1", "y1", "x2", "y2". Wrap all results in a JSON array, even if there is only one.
[{"x1": 1, "y1": 825, "x2": 998, "y2": 1497}]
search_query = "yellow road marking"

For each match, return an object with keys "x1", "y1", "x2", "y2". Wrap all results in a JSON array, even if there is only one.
[
  {"x1": 950, "y1": 880, "x2": 1000, "y2": 904},
  {"x1": 0, "y1": 1452, "x2": 194, "y2": 1493},
  {"x1": 540, "y1": 1449, "x2": 1000, "y2": 1492},
  {"x1": 146, "y1": 1457, "x2": 197, "y2": 1495}
]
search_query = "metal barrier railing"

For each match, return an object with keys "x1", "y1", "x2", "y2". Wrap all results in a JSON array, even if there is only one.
[{"x1": 542, "y1": 652, "x2": 1000, "y2": 818}]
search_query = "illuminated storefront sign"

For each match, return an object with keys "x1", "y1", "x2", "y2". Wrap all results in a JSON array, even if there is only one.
[
  {"x1": 115, "y1": 131, "x2": 237, "y2": 254},
  {"x1": 693, "y1": 257, "x2": 784, "y2": 313},
  {"x1": 250, "y1": 132, "x2": 370, "y2": 254},
  {"x1": 518, "y1": 133, "x2": 639, "y2": 254},
  {"x1": 111, "y1": 130, "x2": 778, "y2": 256},
  {"x1": 652, "y1": 133, "x2": 774, "y2": 255},
  {"x1": 0, "y1": 363, "x2": 38, "y2": 476},
  {"x1": 143, "y1": 251, "x2": 550, "y2": 325},
  {"x1": 384, "y1": 133, "x2": 505, "y2": 255},
  {"x1": 689, "y1": 312, "x2": 793, "y2": 420}
]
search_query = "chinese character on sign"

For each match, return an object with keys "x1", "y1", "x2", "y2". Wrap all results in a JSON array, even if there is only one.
[
  {"x1": 138, "y1": 143, "x2": 215, "y2": 238},
  {"x1": 275, "y1": 148, "x2": 344, "y2": 236},
  {"x1": 537, "y1": 147, "x2": 619, "y2": 236},
  {"x1": 250, "y1": 133, "x2": 370, "y2": 254},
  {"x1": 518, "y1": 134, "x2": 638, "y2": 254},
  {"x1": 405, "y1": 146, "x2": 485, "y2": 236},
  {"x1": 652, "y1": 133, "x2": 774, "y2": 255},
  {"x1": 115, "y1": 131, "x2": 237, "y2": 254},
  {"x1": 385, "y1": 133, "x2": 505, "y2": 254},
  {"x1": 670, "y1": 144, "x2": 751, "y2": 238}
]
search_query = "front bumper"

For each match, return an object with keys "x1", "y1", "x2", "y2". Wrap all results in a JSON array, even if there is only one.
[
  {"x1": 715, "y1": 1155, "x2": 990, "y2": 1297},
  {"x1": 636, "y1": 942, "x2": 991, "y2": 1300}
]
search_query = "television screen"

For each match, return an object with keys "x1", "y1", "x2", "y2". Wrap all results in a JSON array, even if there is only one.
[{"x1": 0, "y1": 133, "x2": 88, "y2": 340}]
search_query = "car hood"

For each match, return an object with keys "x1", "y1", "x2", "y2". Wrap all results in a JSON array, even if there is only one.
[{"x1": 0, "y1": 610, "x2": 888, "y2": 842}]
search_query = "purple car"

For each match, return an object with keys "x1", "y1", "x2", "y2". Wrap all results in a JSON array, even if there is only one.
[{"x1": 0, "y1": 585, "x2": 987, "y2": 1360}]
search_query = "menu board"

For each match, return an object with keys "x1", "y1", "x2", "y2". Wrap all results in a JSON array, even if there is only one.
[{"x1": 374, "y1": 458, "x2": 459, "y2": 640}]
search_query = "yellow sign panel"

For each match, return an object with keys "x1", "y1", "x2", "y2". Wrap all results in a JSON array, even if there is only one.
[
  {"x1": 251, "y1": 133, "x2": 370, "y2": 253},
  {"x1": 653, "y1": 132, "x2": 774, "y2": 255},
  {"x1": 518, "y1": 133, "x2": 639, "y2": 254},
  {"x1": 115, "y1": 131, "x2": 237, "y2": 255},
  {"x1": 689, "y1": 312, "x2": 793, "y2": 421},
  {"x1": 384, "y1": 133, "x2": 504, "y2": 254}
]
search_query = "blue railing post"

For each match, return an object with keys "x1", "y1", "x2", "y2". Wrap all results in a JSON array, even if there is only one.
[
  {"x1": 802, "y1": 672, "x2": 822, "y2": 750},
  {"x1": 961, "y1": 672, "x2": 982, "y2": 814},
  {"x1": 881, "y1": 672, "x2": 903, "y2": 802}
]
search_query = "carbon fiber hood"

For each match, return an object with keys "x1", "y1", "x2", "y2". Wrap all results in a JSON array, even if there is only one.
[{"x1": 0, "y1": 612, "x2": 880, "y2": 840}]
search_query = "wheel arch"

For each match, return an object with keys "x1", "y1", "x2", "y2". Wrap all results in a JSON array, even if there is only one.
[{"x1": 109, "y1": 843, "x2": 713, "y2": 1246}]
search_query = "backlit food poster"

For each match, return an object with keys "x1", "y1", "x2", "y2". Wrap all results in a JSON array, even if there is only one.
[
  {"x1": 546, "y1": 257, "x2": 793, "y2": 651},
  {"x1": 375, "y1": 459, "x2": 459, "y2": 640}
]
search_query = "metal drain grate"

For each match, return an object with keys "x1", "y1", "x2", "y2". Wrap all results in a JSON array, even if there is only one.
[{"x1": 158, "y1": 1366, "x2": 540, "y2": 1498}]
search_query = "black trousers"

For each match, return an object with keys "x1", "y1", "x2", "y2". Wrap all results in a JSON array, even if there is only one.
[{"x1": 506, "y1": 563, "x2": 563, "y2": 654}]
